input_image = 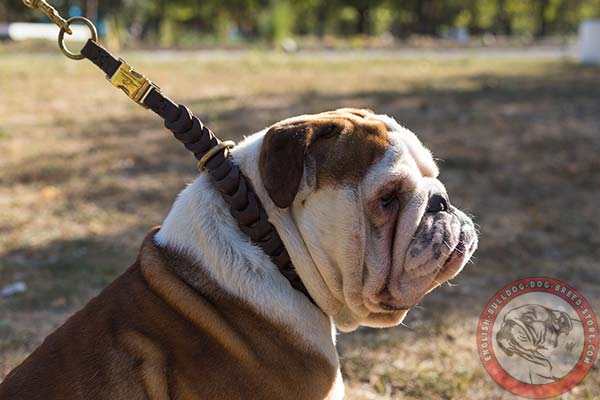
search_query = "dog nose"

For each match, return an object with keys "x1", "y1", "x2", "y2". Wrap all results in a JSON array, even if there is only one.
[{"x1": 426, "y1": 193, "x2": 449, "y2": 213}]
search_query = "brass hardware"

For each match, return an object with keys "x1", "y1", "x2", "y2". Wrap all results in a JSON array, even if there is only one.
[
  {"x1": 58, "y1": 17, "x2": 98, "y2": 60},
  {"x1": 22, "y1": 0, "x2": 72, "y2": 34},
  {"x1": 198, "y1": 141, "x2": 236, "y2": 171},
  {"x1": 109, "y1": 60, "x2": 160, "y2": 107},
  {"x1": 22, "y1": 0, "x2": 99, "y2": 60}
]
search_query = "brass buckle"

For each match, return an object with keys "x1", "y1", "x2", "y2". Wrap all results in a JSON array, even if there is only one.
[
  {"x1": 197, "y1": 141, "x2": 236, "y2": 171},
  {"x1": 108, "y1": 59, "x2": 159, "y2": 108}
]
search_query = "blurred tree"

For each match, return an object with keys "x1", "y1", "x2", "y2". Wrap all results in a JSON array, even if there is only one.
[
  {"x1": 496, "y1": 0, "x2": 513, "y2": 34},
  {"x1": 2, "y1": 0, "x2": 600, "y2": 44}
]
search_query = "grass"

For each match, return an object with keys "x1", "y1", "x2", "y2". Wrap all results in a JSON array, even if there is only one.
[{"x1": 1, "y1": 50, "x2": 599, "y2": 399}]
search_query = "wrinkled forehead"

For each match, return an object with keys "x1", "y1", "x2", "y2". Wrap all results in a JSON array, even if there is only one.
[
  {"x1": 271, "y1": 109, "x2": 438, "y2": 190},
  {"x1": 360, "y1": 114, "x2": 439, "y2": 194},
  {"x1": 277, "y1": 110, "x2": 438, "y2": 175},
  {"x1": 508, "y1": 305, "x2": 551, "y2": 319},
  {"x1": 274, "y1": 108, "x2": 375, "y2": 127},
  {"x1": 375, "y1": 114, "x2": 439, "y2": 179}
]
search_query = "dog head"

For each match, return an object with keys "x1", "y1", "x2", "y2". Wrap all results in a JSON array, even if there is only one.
[
  {"x1": 496, "y1": 304, "x2": 573, "y2": 367},
  {"x1": 257, "y1": 108, "x2": 478, "y2": 331}
]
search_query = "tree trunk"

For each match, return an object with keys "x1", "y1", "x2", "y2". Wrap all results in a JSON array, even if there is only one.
[
  {"x1": 415, "y1": 0, "x2": 425, "y2": 34},
  {"x1": 85, "y1": 0, "x2": 98, "y2": 23},
  {"x1": 316, "y1": 3, "x2": 328, "y2": 37},
  {"x1": 356, "y1": 6, "x2": 370, "y2": 35},
  {"x1": 537, "y1": 0, "x2": 550, "y2": 38},
  {"x1": 496, "y1": 0, "x2": 513, "y2": 35}
]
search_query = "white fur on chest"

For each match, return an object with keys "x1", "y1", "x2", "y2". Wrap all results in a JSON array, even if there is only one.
[{"x1": 153, "y1": 132, "x2": 341, "y2": 396}]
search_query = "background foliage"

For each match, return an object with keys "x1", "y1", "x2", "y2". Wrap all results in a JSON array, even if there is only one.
[
  {"x1": 2, "y1": 0, "x2": 600, "y2": 46},
  {"x1": 1, "y1": 1, "x2": 600, "y2": 399}
]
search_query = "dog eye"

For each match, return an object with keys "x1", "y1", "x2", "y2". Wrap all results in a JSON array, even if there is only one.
[{"x1": 380, "y1": 193, "x2": 397, "y2": 208}]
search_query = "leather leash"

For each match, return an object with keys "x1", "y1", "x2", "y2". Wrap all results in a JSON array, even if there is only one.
[{"x1": 20, "y1": 1, "x2": 312, "y2": 302}]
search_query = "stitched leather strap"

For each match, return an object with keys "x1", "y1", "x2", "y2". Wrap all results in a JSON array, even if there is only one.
[
  {"x1": 81, "y1": 39, "x2": 121, "y2": 77},
  {"x1": 80, "y1": 39, "x2": 312, "y2": 301}
]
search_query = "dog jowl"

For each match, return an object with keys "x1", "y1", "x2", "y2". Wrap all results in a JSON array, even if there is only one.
[
  {"x1": 0, "y1": 108, "x2": 477, "y2": 400},
  {"x1": 258, "y1": 108, "x2": 478, "y2": 330}
]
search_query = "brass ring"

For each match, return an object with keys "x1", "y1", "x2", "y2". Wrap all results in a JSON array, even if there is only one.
[
  {"x1": 197, "y1": 141, "x2": 236, "y2": 171},
  {"x1": 58, "y1": 17, "x2": 98, "y2": 60}
]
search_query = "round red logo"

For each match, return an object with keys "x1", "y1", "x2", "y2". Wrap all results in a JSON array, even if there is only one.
[{"x1": 477, "y1": 277, "x2": 598, "y2": 398}]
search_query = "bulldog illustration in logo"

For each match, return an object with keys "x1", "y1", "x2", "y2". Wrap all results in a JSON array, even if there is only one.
[{"x1": 496, "y1": 304, "x2": 578, "y2": 384}]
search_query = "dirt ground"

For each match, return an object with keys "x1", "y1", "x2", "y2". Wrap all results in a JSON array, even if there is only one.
[{"x1": 1, "y1": 50, "x2": 599, "y2": 399}]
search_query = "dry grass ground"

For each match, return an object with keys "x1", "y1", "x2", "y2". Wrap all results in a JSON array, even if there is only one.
[{"x1": 1, "y1": 50, "x2": 599, "y2": 399}]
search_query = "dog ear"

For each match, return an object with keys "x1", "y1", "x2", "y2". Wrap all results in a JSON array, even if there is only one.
[{"x1": 259, "y1": 120, "x2": 342, "y2": 208}]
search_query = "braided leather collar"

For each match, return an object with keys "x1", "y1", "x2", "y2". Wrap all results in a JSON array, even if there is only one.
[{"x1": 80, "y1": 40, "x2": 312, "y2": 302}]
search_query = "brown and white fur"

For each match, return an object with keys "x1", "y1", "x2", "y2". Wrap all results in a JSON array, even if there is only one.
[
  {"x1": 0, "y1": 109, "x2": 477, "y2": 400},
  {"x1": 155, "y1": 109, "x2": 477, "y2": 394}
]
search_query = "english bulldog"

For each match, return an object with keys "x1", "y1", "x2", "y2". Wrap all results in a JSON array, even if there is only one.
[
  {"x1": 0, "y1": 109, "x2": 477, "y2": 399},
  {"x1": 497, "y1": 304, "x2": 575, "y2": 384}
]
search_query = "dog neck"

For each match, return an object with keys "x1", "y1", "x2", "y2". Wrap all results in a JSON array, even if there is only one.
[
  {"x1": 153, "y1": 132, "x2": 339, "y2": 363},
  {"x1": 232, "y1": 131, "x2": 356, "y2": 327}
]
